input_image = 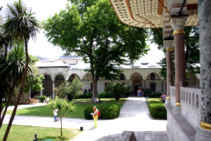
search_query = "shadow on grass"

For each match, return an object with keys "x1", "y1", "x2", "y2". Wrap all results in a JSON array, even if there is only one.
[
  {"x1": 16, "y1": 105, "x2": 53, "y2": 117},
  {"x1": 38, "y1": 136, "x2": 68, "y2": 141}
]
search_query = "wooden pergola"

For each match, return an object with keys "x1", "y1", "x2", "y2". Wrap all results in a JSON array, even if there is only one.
[{"x1": 110, "y1": 0, "x2": 197, "y2": 28}]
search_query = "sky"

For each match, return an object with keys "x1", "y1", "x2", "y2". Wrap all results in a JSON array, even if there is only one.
[{"x1": 0, "y1": 0, "x2": 165, "y2": 64}]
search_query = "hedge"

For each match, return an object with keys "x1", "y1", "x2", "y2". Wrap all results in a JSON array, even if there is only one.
[
  {"x1": 143, "y1": 89, "x2": 162, "y2": 98},
  {"x1": 149, "y1": 105, "x2": 167, "y2": 119},
  {"x1": 74, "y1": 93, "x2": 92, "y2": 99},
  {"x1": 98, "y1": 92, "x2": 113, "y2": 98},
  {"x1": 147, "y1": 98, "x2": 167, "y2": 120},
  {"x1": 84, "y1": 104, "x2": 121, "y2": 119}
]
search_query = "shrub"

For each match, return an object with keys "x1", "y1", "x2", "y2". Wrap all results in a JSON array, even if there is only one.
[
  {"x1": 148, "y1": 99, "x2": 167, "y2": 120},
  {"x1": 98, "y1": 92, "x2": 113, "y2": 98},
  {"x1": 56, "y1": 78, "x2": 83, "y2": 101},
  {"x1": 149, "y1": 105, "x2": 167, "y2": 119},
  {"x1": 74, "y1": 92, "x2": 92, "y2": 99},
  {"x1": 84, "y1": 106, "x2": 93, "y2": 119},
  {"x1": 104, "y1": 82, "x2": 130, "y2": 100},
  {"x1": 143, "y1": 89, "x2": 162, "y2": 98},
  {"x1": 37, "y1": 95, "x2": 46, "y2": 103},
  {"x1": 99, "y1": 104, "x2": 120, "y2": 119},
  {"x1": 84, "y1": 104, "x2": 121, "y2": 119}
]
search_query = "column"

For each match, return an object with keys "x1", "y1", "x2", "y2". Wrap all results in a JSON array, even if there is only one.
[
  {"x1": 40, "y1": 90, "x2": 43, "y2": 96},
  {"x1": 197, "y1": 0, "x2": 211, "y2": 135},
  {"x1": 52, "y1": 81, "x2": 55, "y2": 99},
  {"x1": 29, "y1": 88, "x2": 32, "y2": 99},
  {"x1": 164, "y1": 39, "x2": 174, "y2": 100},
  {"x1": 163, "y1": 6, "x2": 174, "y2": 102},
  {"x1": 171, "y1": 17, "x2": 186, "y2": 107}
]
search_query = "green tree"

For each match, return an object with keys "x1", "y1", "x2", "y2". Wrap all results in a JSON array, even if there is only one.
[
  {"x1": 2, "y1": 0, "x2": 39, "y2": 140},
  {"x1": 105, "y1": 82, "x2": 130, "y2": 101},
  {"x1": 50, "y1": 98, "x2": 71, "y2": 136},
  {"x1": 69, "y1": 78, "x2": 83, "y2": 98},
  {"x1": 151, "y1": 27, "x2": 199, "y2": 79},
  {"x1": 44, "y1": 0, "x2": 148, "y2": 102},
  {"x1": 56, "y1": 78, "x2": 83, "y2": 101},
  {"x1": 27, "y1": 56, "x2": 44, "y2": 93}
]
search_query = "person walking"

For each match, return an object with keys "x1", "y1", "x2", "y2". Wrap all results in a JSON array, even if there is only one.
[
  {"x1": 137, "y1": 88, "x2": 143, "y2": 97},
  {"x1": 53, "y1": 108, "x2": 58, "y2": 122}
]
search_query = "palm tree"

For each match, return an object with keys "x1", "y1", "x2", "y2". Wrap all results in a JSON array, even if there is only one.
[
  {"x1": 3, "y1": 0, "x2": 39, "y2": 140},
  {"x1": 0, "y1": 32, "x2": 12, "y2": 58},
  {"x1": 0, "y1": 45, "x2": 25, "y2": 128}
]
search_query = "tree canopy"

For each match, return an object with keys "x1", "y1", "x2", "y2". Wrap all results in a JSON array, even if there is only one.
[
  {"x1": 151, "y1": 27, "x2": 199, "y2": 79},
  {"x1": 43, "y1": 0, "x2": 148, "y2": 101}
]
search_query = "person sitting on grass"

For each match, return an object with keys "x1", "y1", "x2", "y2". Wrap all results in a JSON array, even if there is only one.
[{"x1": 91, "y1": 106, "x2": 100, "y2": 128}]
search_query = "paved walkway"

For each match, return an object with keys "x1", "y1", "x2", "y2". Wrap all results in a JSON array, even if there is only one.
[
  {"x1": 4, "y1": 98, "x2": 168, "y2": 141},
  {"x1": 7, "y1": 103, "x2": 47, "y2": 110},
  {"x1": 71, "y1": 97, "x2": 167, "y2": 141}
]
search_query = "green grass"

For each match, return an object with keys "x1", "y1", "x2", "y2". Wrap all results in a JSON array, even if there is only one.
[
  {"x1": 0, "y1": 125, "x2": 79, "y2": 141},
  {"x1": 8, "y1": 98, "x2": 125, "y2": 119},
  {"x1": 147, "y1": 98, "x2": 167, "y2": 120}
]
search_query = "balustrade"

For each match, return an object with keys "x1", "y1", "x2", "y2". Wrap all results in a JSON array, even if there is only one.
[{"x1": 180, "y1": 87, "x2": 200, "y2": 128}]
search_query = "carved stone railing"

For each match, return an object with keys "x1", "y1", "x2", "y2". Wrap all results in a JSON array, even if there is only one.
[{"x1": 180, "y1": 87, "x2": 201, "y2": 129}]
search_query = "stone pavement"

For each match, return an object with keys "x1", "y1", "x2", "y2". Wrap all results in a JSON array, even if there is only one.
[
  {"x1": 71, "y1": 97, "x2": 168, "y2": 141},
  {"x1": 4, "y1": 98, "x2": 168, "y2": 141},
  {"x1": 7, "y1": 103, "x2": 47, "y2": 110}
]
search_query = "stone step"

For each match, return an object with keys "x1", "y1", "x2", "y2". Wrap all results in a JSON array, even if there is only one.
[
  {"x1": 96, "y1": 131, "x2": 169, "y2": 141},
  {"x1": 122, "y1": 131, "x2": 169, "y2": 141}
]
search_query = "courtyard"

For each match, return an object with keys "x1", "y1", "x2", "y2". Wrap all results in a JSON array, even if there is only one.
[
  {"x1": 1, "y1": 0, "x2": 211, "y2": 141},
  {"x1": 2, "y1": 97, "x2": 167, "y2": 141}
]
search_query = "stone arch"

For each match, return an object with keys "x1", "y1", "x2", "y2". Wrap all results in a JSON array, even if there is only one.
[
  {"x1": 119, "y1": 73, "x2": 126, "y2": 80},
  {"x1": 68, "y1": 73, "x2": 80, "y2": 83},
  {"x1": 130, "y1": 72, "x2": 143, "y2": 85},
  {"x1": 130, "y1": 72, "x2": 143, "y2": 95},
  {"x1": 186, "y1": 73, "x2": 200, "y2": 87},
  {"x1": 146, "y1": 72, "x2": 161, "y2": 80},
  {"x1": 55, "y1": 74, "x2": 65, "y2": 87},
  {"x1": 43, "y1": 74, "x2": 53, "y2": 97},
  {"x1": 82, "y1": 73, "x2": 92, "y2": 81}
]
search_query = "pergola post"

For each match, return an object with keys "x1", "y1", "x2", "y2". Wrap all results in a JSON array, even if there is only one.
[
  {"x1": 196, "y1": 0, "x2": 211, "y2": 140},
  {"x1": 171, "y1": 17, "x2": 186, "y2": 107}
]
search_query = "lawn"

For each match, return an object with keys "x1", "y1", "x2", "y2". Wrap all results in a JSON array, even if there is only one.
[
  {"x1": 0, "y1": 125, "x2": 79, "y2": 141},
  {"x1": 8, "y1": 98, "x2": 125, "y2": 119},
  {"x1": 147, "y1": 98, "x2": 167, "y2": 120}
]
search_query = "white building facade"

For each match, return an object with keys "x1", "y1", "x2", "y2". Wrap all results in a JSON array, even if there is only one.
[{"x1": 35, "y1": 56, "x2": 166, "y2": 98}]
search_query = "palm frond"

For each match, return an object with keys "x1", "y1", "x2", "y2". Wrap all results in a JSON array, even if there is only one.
[{"x1": 5, "y1": 0, "x2": 39, "y2": 41}]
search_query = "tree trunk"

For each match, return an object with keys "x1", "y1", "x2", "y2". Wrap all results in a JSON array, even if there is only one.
[
  {"x1": 0, "y1": 101, "x2": 9, "y2": 128},
  {"x1": 0, "y1": 89, "x2": 13, "y2": 128},
  {"x1": 92, "y1": 78, "x2": 98, "y2": 103},
  {"x1": 3, "y1": 39, "x2": 29, "y2": 141},
  {"x1": 60, "y1": 117, "x2": 63, "y2": 137}
]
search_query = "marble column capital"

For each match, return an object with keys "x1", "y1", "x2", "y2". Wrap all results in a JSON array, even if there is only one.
[
  {"x1": 164, "y1": 39, "x2": 174, "y2": 52},
  {"x1": 171, "y1": 16, "x2": 187, "y2": 32}
]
